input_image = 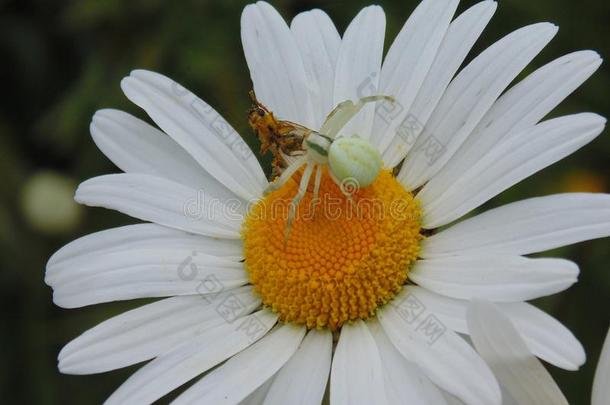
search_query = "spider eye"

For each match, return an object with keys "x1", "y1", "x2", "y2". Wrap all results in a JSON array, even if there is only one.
[{"x1": 257, "y1": 108, "x2": 265, "y2": 117}]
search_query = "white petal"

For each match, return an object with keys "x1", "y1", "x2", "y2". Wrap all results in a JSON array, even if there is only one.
[
  {"x1": 419, "y1": 113, "x2": 606, "y2": 228},
  {"x1": 50, "y1": 247, "x2": 247, "y2": 308},
  {"x1": 48, "y1": 243, "x2": 241, "y2": 288},
  {"x1": 410, "y1": 255, "x2": 579, "y2": 301},
  {"x1": 501, "y1": 301, "x2": 586, "y2": 371},
  {"x1": 378, "y1": 291, "x2": 501, "y2": 405},
  {"x1": 264, "y1": 329, "x2": 332, "y2": 405},
  {"x1": 422, "y1": 193, "x2": 610, "y2": 257},
  {"x1": 467, "y1": 300, "x2": 568, "y2": 404},
  {"x1": 383, "y1": 0, "x2": 497, "y2": 167},
  {"x1": 45, "y1": 223, "x2": 242, "y2": 286},
  {"x1": 290, "y1": 9, "x2": 340, "y2": 128},
  {"x1": 408, "y1": 286, "x2": 585, "y2": 370},
  {"x1": 427, "y1": 50, "x2": 602, "y2": 186},
  {"x1": 90, "y1": 109, "x2": 237, "y2": 198},
  {"x1": 75, "y1": 173, "x2": 243, "y2": 239},
  {"x1": 59, "y1": 286, "x2": 259, "y2": 374},
  {"x1": 121, "y1": 70, "x2": 266, "y2": 201},
  {"x1": 172, "y1": 323, "x2": 305, "y2": 404},
  {"x1": 441, "y1": 391, "x2": 466, "y2": 405},
  {"x1": 106, "y1": 310, "x2": 278, "y2": 404},
  {"x1": 241, "y1": 1, "x2": 314, "y2": 127},
  {"x1": 368, "y1": 321, "x2": 447, "y2": 405},
  {"x1": 330, "y1": 320, "x2": 388, "y2": 405},
  {"x1": 239, "y1": 378, "x2": 274, "y2": 405},
  {"x1": 371, "y1": 0, "x2": 458, "y2": 152},
  {"x1": 592, "y1": 327, "x2": 610, "y2": 405},
  {"x1": 398, "y1": 23, "x2": 557, "y2": 190},
  {"x1": 332, "y1": 6, "x2": 385, "y2": 139}
]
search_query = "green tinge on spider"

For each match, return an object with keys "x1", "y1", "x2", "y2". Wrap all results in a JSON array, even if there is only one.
[
  {"x1": 328, "y1": 137, "x2": 383, "y2": 188},
  {"x1": 305, "y1": 139, "x2": 329, "y2": 157}
]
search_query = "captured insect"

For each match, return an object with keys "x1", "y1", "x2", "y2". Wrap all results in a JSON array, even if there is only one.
[
  {"x1": 247, "y1": 91, "x2": 308, "y2": 178},
  {"x1": 248, "y1": 92, "x2": 395, "y2": 240}
]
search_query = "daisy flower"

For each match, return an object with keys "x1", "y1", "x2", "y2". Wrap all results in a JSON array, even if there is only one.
[{"x1": 46, "y1": 1, "x2": 609, "y2": 404}]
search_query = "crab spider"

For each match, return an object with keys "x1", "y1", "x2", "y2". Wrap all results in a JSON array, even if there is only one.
[{"x1": 265, "y1": 95, "x2": 394, "y2": 242}]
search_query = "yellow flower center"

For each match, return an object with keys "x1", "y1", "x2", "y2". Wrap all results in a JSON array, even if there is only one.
[{"x1": 242, "y1": 169, "x2": 422, "y2": 330}]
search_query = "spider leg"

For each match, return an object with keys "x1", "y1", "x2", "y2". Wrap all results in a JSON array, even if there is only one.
[
  {"x1": 306, "y1": 164, "x2": 323, "y2": 215},
  {"x1": 265, "y1": 155, "x2": 307, "y2": 195},
  {"x1": 285, "y1": 162, "x2": 314, "y2": 245},
  {"x1": 320, "y1": 95, "x2": 394, "y2": 138},
  {"x1": 312, "y1": 165, "x2": 323, "y2": 204}
]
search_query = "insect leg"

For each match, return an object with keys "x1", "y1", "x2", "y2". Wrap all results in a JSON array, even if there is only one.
[
  {"x1": 320, "y1": 95, "x2": 394, "y2": 138},
  {"x1": 265, "y1": 155, "x2": 307, "y2": 195}
]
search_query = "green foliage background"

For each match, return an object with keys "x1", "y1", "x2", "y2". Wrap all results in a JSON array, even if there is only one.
[{"x1": 1, "y1": 0, "x2": 608, "y2": 403}]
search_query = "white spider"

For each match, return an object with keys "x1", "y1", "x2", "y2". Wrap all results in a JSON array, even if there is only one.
[{"x1": 265, "y1": 95, "x2": 395, "y2": 241}]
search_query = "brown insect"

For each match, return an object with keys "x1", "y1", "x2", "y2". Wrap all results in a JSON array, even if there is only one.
[{"x1": 247, "y1": 91, "x2": 311, "y2": 178}]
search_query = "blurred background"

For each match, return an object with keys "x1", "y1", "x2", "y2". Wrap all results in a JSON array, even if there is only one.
[{"x1": 1, "y1": 0, "x2": 609, "y2": 403}]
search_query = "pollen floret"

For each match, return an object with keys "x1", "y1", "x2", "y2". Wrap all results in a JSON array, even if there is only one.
[{"x1": 242, "y1": 169, "x2": 422, "y2": 330}]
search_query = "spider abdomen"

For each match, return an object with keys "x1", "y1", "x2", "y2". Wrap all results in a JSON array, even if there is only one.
[{"x1": 328, "y1": 137, "x2": 382, "y2": 188}]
